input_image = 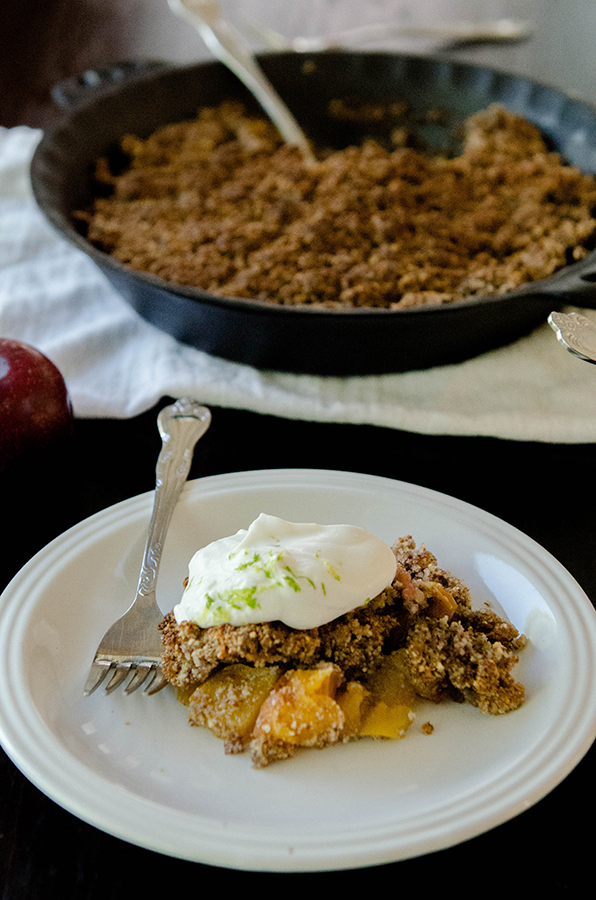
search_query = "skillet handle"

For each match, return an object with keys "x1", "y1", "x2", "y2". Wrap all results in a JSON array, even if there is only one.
[
  {"x1": 50, "y1": 60, "x2": 168, "y2": 111},
  {"x1": 529, "y1": 252, "x2": 596, "y2": 310}
]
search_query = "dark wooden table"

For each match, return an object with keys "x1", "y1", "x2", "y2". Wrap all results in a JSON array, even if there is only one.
[{"x1": 1, "y1": 404, "x2": 595, "y2": 895}]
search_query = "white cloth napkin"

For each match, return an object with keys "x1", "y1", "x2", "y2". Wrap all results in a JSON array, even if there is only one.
[{"x1": 2, "y1": 124, "x2": 596, "y2": 442}]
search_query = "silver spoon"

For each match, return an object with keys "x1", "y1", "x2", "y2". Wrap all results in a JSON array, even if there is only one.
[
  {"x1": 168, "y1": 0, "x2": 316, "y2": 165},
  {"x1": 242, "y1": 18, "x2": 534, "y2": 53},
  {"x1": 548, "y1": 311, "x2": 596, "y2": 364}
]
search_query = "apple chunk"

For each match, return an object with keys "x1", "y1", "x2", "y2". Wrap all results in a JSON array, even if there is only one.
[{"x1": 0, "y1": 338, "x2": 73, "y2": 474}]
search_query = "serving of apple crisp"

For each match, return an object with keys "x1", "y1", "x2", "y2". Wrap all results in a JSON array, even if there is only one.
[{"x1": 159, "y1": 525, "x2": 526, "y2": 768}]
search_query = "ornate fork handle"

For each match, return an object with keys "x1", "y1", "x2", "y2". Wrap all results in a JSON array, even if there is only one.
[{"x1": 136, "y1": 399, "x2": 211, "y2": 602}]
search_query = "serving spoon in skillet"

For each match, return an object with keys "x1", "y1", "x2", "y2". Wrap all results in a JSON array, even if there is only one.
[{"x1": 168, "y1": 0, "x2": 316, "y2": 165}]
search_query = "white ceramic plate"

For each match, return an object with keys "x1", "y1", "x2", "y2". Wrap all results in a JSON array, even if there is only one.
[{"x1": 1, "y1": 468, "x2": 596, "y2": 872}]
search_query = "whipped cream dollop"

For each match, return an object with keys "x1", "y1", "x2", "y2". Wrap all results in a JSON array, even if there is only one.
[{"x1": 173, "y1": 513, "x2": 397, "y2": 630}]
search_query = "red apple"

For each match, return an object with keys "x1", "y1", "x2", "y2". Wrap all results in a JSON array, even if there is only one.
[{"x1": 0, "y1": 338, "x2": 73, "y2": 474}]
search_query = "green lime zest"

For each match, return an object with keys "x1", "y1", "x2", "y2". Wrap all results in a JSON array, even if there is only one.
[
  {"x1": 234, "y1": 552, "x2": 260, "y2": 570},
  {"x1": 282, "y1": 572, "x2": 301, "y2": 592},
  {"x1": 232, "y1": 548, "x2": 284, "y2": 579},
  {"x1": 214, "y1": 586, "x2": 261, "y2": 610},
  {"x1": 316, "y1": 553, "x2": 341, "y2": 582},
  {"x1": 263, "y1": 549, "x2": 284, "y2": 578}
]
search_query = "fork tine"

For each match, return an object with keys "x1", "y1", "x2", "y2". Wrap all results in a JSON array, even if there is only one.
[
  {"x1": 83, "y1": 661, "x2": 112, "y2": 696},
  {"x1": 124, "y1": 663, "x2": 155, "y2": 694},
  {"x1": 84, "y1": 660, "x2": 166, "y2": 696},
  {"x1": 104, "y1": 664, "x2": 133, "y2": 694},
  {"x1": 145, "y1": 670, "x2": 170, "y2": 695}
]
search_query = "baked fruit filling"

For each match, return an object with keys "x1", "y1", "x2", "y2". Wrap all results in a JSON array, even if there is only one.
[{"x1": 159, "y1": 530, "x2": 526, "y2": 767}]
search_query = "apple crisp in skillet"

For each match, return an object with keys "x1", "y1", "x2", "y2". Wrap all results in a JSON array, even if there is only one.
[{"x1": 78, "y1": 100, "x2": 596, "y2": 309}]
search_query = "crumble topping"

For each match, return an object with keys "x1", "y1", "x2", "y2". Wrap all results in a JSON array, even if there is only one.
[{"x1": 77, "y1": 100, "x2": 596, "y2": 309}]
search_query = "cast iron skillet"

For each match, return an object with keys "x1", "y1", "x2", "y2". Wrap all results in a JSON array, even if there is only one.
[{"x1": 31, "y1": 52, "x2": 596, "y2": 375}]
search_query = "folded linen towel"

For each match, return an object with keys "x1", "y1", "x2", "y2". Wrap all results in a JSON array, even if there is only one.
[{"x1": 1, "y1": 124, "x2": 596, "y2": 443}]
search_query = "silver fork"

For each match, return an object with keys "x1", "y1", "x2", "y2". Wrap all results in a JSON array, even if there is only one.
[{"x1": 83, "y1": 398, "x2": 212, "y2": 697}]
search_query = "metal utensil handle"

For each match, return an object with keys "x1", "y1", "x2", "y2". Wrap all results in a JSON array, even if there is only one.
[
  {"x1": 548, "y1": 311, "x2": 596, "y2": 364},
  {"x1": 136, "y1": 399, "x2": 211, "y2": 599},
  {"x1": 168, "y1": 0, "x2": 315, "y2": 164},
  {"x1": 241, "y1": 17, "x2": 533, "y2": 52}
]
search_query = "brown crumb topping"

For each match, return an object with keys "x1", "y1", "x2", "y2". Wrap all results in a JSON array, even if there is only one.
[{"x1": 78, "y1": 101, "x2": 596, "y2": 309}]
